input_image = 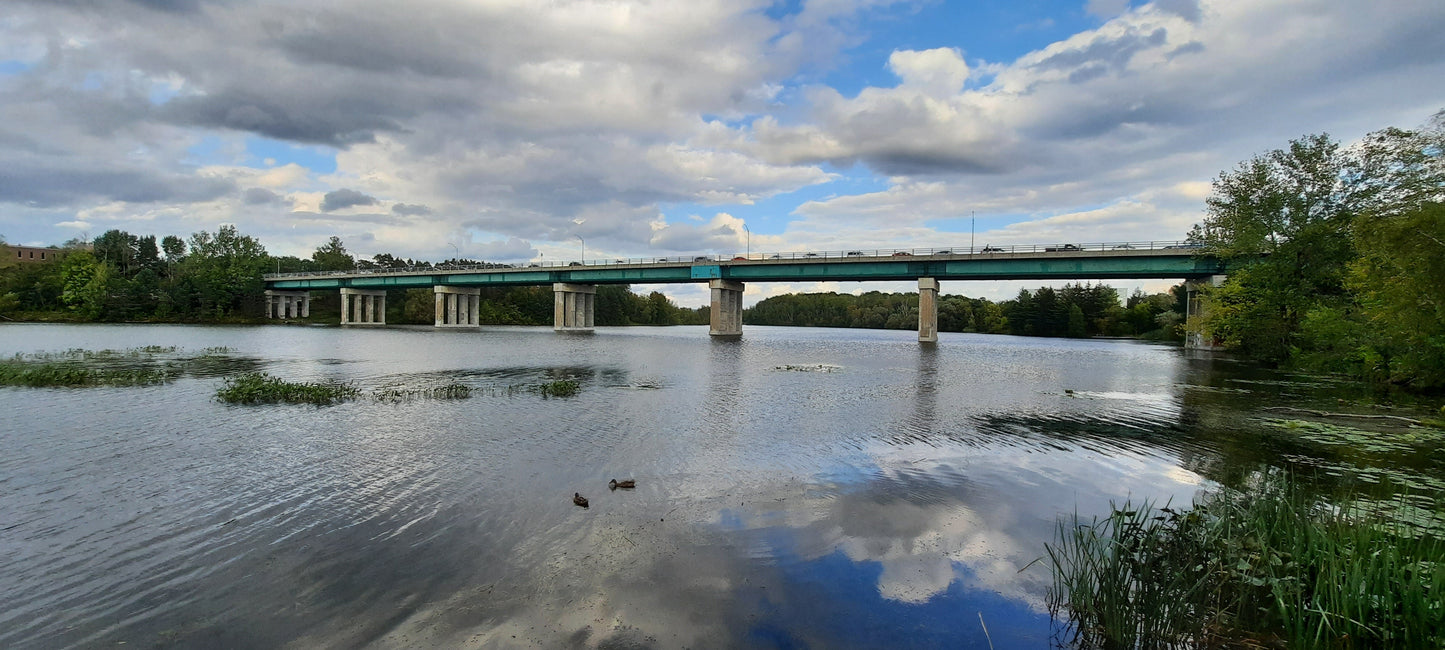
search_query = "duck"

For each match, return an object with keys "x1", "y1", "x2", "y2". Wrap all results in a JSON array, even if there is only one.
[
  {"x1": 609, "y1": 479, "x2": 636, "y2": 490},
  {"x1": 573, "y1": 493, "x2": 589, "y2": 508}
]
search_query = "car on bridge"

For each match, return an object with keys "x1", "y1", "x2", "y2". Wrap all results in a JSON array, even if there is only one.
[
  {"x1": 891, "y1": 251, "x2": 912, "y2": 257},
  {"x1": 981, "y1": 245, "x2": 1004, "y2": 253},
  {"x1": 846, "y1": 251, "x2": 864, "y2": 256},
  {"x1": 1045, "y1": 244, "x2": 1081, "y2": 252}
]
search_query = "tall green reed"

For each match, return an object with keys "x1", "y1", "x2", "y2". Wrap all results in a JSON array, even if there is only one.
[{"x1": 1047, "y1": 471, "x2": 1444, "y2": 648}]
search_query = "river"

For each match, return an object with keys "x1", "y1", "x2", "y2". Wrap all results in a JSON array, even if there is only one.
[{"x1": 0, "y1": 323, "x2": 1437, "y2": 648}]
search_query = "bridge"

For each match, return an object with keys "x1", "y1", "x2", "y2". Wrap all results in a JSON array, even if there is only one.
[{"x1": 262, "y1": 240, "x2": 1226, "y2": 346}]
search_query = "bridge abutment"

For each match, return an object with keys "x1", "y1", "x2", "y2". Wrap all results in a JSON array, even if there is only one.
[
  {"x1": 709, "y1": 279, "x2": 744, "y2": 339},
  {"x1": 340, "y1": 288, "x2": 386, "y2": 326},
  {"x1": 918, "y1": 278, "x2": 938, "y2": 343},
  {"x1": 553, "y1": 283, "x2": 596, "y2": 332},
  {"x1": 1184, "y1": 275, "x2": 1226, "y2": 350},
  {"x1": 434, "y1": 286, "x2": 481, "y2": 328},
  {"x1": 264, "y1": 290, "x2": 310, "y2": 320}
]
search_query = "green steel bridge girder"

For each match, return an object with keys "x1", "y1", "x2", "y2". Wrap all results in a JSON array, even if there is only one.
[{"x1": 265, "y1": 254, "x2": 1226, "y2": 291}]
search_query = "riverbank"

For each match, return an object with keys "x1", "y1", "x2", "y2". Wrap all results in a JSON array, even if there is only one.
[{"x1": 1048, "y1": 469, "x2": 1445, "y2": 649}]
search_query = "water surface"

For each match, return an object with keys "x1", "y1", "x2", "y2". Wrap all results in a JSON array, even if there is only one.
[{"x1": 0, "y1": 323, "x2": 1433, "y2": 648}]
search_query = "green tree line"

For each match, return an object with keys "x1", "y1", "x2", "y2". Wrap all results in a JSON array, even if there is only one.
[
  {"x1": 1192, "y1": 110, "x2": 1444, "y2": 392},
  {"x1": 0, "y1": 230, "x2": 706, "y2": 326},
  {"x1": 743, "y1": 283, "x2": 1186, "y2": 340},
  {"x1": 1, "y1": 226, "x2": 271, "y2": 320}
]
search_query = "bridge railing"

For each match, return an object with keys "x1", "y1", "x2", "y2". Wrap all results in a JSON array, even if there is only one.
[{"x1": 263, "y1": 240, "x2": 1203, "y2": 279}]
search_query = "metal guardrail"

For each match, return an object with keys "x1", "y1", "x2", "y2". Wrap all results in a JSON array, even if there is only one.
[{"x1": 263, "y1": 240, "x2": 1204, "y2": 279}]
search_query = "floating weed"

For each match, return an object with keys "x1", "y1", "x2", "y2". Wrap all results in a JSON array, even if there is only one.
[
  {"x1": 215, "y1": 373, "x2": 359, "y2": 406},
  {"x1": 372, "y1": 384, "x2": 474, "y2": 402},
  {"x1": 534, "y1": 379, "x2": 580, "y2": 397},
  {"x1": 774, "y1": 364, "x2": 842, "y2": 373},
  {"x1": 1260, "y1": 417, "x2": 1441, "y2": 454},
  {"x1": 1, "y1": 346, "x2": 263, "y2": 386},
  {"x1": 0, "y1": 360, "x2": 172, "y2": 387},
  {"x1": 1338, "y1": 491, "x2": 1445, "y2": 539}
]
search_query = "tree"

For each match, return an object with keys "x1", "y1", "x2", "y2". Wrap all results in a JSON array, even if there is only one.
[
  {"x1": 93, "y1": 230, "x2": 139, "y2": 276},
  {"x1": 1345, "y1": 110, "x2": 1445, "y2": 216},
  {"x1": 60, "y1": 250, "x2": 110, "y2": 320},
  {"x1": 1346, "y1": 202, "x2": 1445, "y2": 388},
  {"x1": 161, "y1": 235, "x2": 186, "y2": 262},
  {"x1": 182, "y1": 225, "x2": 269, "y2": 317},
  {"x1": 135, "y1": 235, "x2": 160, "y2": 272},
  {"x1": 1193, "y1": 134, "x2": 1357, "y2": 362},
  {"x1": 311, "y1": 236, "x2": 355, "y2": 271}
]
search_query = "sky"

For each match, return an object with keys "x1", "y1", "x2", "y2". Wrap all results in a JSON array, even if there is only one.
[{"x1": 2, "y1": 0, "x2": 1443, "y2": 306}]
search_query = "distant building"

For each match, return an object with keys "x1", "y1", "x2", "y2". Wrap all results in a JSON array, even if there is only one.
[{"x1": 2, "y1": 245, "x2": 76, "y2": 267}]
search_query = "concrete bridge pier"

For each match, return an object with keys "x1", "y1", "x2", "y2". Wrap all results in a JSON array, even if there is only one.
[
  {"x1": 709, "y1": 279, "x2": 744, "y2": 339},
  {"x1": 264, "y1": 290, "x2": 310, "y2": 320},
  {"x1": 340, "y1": 288, "x2": 387, "y2": 326},
  {"x1": 553, "y1": 283, "x2": 596, "y2": 332},
  {"x1": 918, "y1": 278, "x2": 939, "y2": 343},
  {"x1": 1184, "y1": 274, "x2": 1227, "y2": 350},
  {"x1": 434, "y1": 286, "x2": 481, "y2": 328}
]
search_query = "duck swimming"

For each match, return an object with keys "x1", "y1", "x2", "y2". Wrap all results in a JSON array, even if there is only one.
[
  {"x1": 609, "y1": 479, "x2": 635, "y2": 490},
  {"x1": 573, "y1": 493, "x2": 589, "y2": 507}
]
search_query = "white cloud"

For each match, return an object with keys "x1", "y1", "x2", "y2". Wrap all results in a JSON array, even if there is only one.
[
  {"x1": 748, "y1": 0, "x2": 1445, "y2": 243},
  {"x1": 887, "y1": 48, "x2": 971, "y2": 97},
  {"x1": 0, "y1": 0, "x2": 1441, "y2": 270}
]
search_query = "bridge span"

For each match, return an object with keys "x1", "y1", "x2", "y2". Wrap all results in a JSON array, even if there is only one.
[{"x1": 261, "y1": 240, "x2": 1226, "y2": 345}]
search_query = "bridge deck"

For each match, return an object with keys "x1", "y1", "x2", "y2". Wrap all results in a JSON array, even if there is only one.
[{"x1": 265, "y1": 243, "x2": 1221, "y2": 291}]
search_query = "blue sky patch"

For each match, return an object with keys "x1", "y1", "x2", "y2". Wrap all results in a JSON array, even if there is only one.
[{"x1": 245, "y1": 137, "x2": 338, "y2": 174}]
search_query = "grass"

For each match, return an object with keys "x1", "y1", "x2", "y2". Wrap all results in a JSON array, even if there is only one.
[
  {"x1": 535, "y1": 379, "x2": 580, "y2": 397},
  {"x1": 1046, "y1": 471, "x2": 1445, "y2": 648},
  {"x1": 0, "y1": 358, "x2": 172, "y2": 387},
  {"x1": 373, "y1": 384, "x2": 474, "y2": 402},
  {"x1": 215, "y1": 372, "x2": 359, "y2": 405},
  {"x1": 0, "y1": 347, "x2": 246, "y2": 388}
]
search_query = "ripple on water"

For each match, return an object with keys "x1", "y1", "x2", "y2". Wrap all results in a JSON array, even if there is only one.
[{"x1": 0, "y1": 324, "x2": 1364, "y2": 648}]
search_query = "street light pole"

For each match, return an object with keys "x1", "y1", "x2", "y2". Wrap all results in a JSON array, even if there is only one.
[
  {"x1": 744, "y1": 224, "x2": 751, "y2": 258},
  {"x1": 970, "y1": 211, "x2": 975, "y2": 252},
  {"x1": 575, "y1": 234, "x2": 584, "y2": 264}
]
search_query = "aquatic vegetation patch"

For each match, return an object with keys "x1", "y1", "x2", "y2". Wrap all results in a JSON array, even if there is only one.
[
  {"x1": 216, "y1": 373, "x2": 360, "y2": 405},
  {"x1": 372, "y1": 384, "x2": 474, "y2": 402},
  {"x1": 1280, "y1": 453, "x2": 1445, "y2": 495},
  {"x1": 1, "y1": 346, "x2": 260, "y2": 387},
  {"x1": 1261, "y1": 417, "x2": 1443, "y2": 454},
  {"x1": 0, "y1": 359, "x2": 172, "y2": 387},
  {"x1": 535, "y1": 379, "x2": 580, "y2": 397},
  {"x1": 774, "y1": 363, "x2": 842, "y2": 373},
  {"x1": 1047, "y1": 471, "x2": 1445, "y2": 649}
]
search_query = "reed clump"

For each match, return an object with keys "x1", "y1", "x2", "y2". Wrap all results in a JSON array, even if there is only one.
[
  {"x1": 1047, "y1": 471, "x2": 1444, "y2": 649},
  {"x1": 373, "y1": 384, "x2": 473, "y2": 402},
  {"x1": 0, "y1": 359, "x2": 171, "y2": 387},
  {"x1": 535, "y1": 379, "x2": 580, "y2": 397},
  {"x1": 216, "y1": 372, "x2": 359, "y2": 405}
]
